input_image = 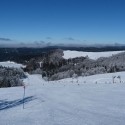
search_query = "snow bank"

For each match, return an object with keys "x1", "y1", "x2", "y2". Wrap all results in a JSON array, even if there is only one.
[
  {"x1": 63, "y1": 50, "x2": 125, "y2": 60},
  {"x1": 0, "y1": 61, "x2": 25, "y2": 68}
]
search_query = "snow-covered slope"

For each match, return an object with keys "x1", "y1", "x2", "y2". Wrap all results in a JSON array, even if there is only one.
[
  {"x1": 0, "y1": 61, "x2": 25, "y2": 68},
  {"x1": 0, "y1": 72, "x2": 125, "y2": 125},
  {"x1": 63, "y1": 50, "x2": 125, "y2": 59}
]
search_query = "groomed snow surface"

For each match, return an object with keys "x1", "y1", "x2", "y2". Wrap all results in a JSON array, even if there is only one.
[
  {"x1": 1, "y1": 71, "x2": 125, "y2": 125},
  {"x1": 63, "y1": 50, "x2": 125, "y2": 60}
]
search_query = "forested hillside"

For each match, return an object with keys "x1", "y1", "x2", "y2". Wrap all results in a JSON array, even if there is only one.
[{"x1": 24, "y1": 50, "x2": 125, "y2": 80}]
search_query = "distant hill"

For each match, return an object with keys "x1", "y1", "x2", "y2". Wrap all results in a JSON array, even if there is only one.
[{"x1": 0, "y1": 45, "x2": 125, "y2": 63}]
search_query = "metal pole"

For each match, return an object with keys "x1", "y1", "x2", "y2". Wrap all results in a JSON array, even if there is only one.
[{"x1": 23, "y1": 85, "x2": 25, "y2": 109}]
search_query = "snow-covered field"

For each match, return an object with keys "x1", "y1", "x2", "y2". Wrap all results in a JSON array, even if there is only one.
[
  {"x1": 1, "y1": 71, "x2": 125, "y2": 125},
  {"x1": 63, "y1": 50, "x2": 125, "y2": 59},
  {"x1": 0, "y1": 61, "x2": 25, "y2": 68}
]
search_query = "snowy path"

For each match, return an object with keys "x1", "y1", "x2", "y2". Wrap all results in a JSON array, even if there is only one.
[{"x1": 0, "y1": 72, "x2": 125, "y2": 125}]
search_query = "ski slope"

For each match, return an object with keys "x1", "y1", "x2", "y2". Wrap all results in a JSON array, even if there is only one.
[
  {"x1": 63, "y1": 50, "x2": 125, "y2": 60},
  {"x1": 0, "y1": 72, "x2": 125, "y2": 125}
]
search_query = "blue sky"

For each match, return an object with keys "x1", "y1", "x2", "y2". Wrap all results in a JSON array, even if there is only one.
[{"x1": 0, "y1": 0, "x2": 125, "y2": 46}]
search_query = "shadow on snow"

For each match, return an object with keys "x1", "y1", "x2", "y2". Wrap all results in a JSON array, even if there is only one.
[{"x1": 0, "y1": 96, "x2": 35, "y2": 110}]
